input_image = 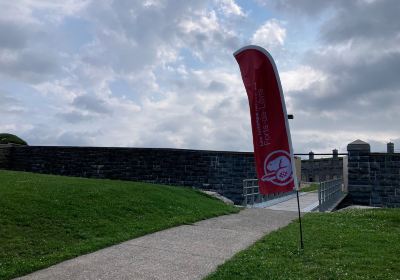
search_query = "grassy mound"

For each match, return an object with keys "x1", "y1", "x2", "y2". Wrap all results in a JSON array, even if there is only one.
[
  {"x1": 0, "y1": 133, "x2": 27, "y2": 145},
  {"x1": 206, "y1": 209, "x2": 400, "y2": 280},
  {"x1": 0, "y1": 170, "x2": 238, "y2": 279}
]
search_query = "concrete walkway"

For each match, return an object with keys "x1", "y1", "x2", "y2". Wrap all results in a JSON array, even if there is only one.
[
  {"x1": 16, "y1": 209, "x2": 298, "y2": 280},
  {"x1": 265, "y1": 191, "x2": 319, "y2": 212}
]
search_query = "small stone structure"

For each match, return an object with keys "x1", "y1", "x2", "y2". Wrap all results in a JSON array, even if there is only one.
[
  {"x1": 301, "y1": 150, "x2": 344, "y2": 182},
  {"x1": 347, "y1": 140, "x2": 400, "y2": 207}
]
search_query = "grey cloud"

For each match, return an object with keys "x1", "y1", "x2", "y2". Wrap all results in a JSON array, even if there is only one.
[
  {"x1": 82, "y1": 1, "x2": 205, "y2": 72},
  {"x1": 207, "y1": 80, "x2": 227, "y2": 92},
  {"x1": 290, "y1": 87, "x2": 400, "y2": 136},
  {"x1": 0, "y1": 91, "x2": 19, "y2": 106},
  {"x1": 56, "y1": 131, "x2": 96, "y2": 147},
  {"x1": 58, "y1": 110, "x2": 95, "y2": 123},
  {"x1": 0, "y1": 20, "x2": 30, "y2": 49},
  {"x1": 0, "y1": 91, "x2": 24, "y2": 114},
  {"x1": 4, "y1": 0, "x2": 397, "y2": 153},
  {"x1": 81, "y1": 0, "x2": 240, "y2": 73},
  {"x1": 204, "y1": 125, "x2": 252, "y2": 152},
  {"x1": 155, "y1": 117, "x2": 185, "y2": 134},
  {"x1": 22, "y1": 125, "x2": 99, "y2": 147},
  {"x1": 292, "y1": 107, "x2": 400, "y2": 134},
  {"x1": 0, "y1": 49, "x2": 60, "y2": 83},
  {"x1": 204, "y1": 97, "x2": 234, "y2": 118},
  {"x1": 179, "y1": 25, "x2": 240, "y2": 61},
  {"x1": 293, "y1": 135, "x2": 336, "y2": 153},
  {"x1": 72, "y1": 95, "x2": 112, "y2": 115},
  {"x1": 17, "y1": 126, "x2": 54, "y2": 146},
  {"x1": 341, "y1": 53, "x2": 400, "y2": 94},
  {"x1": 291, "y1": 50, "x2": 400, "y2": 115},
  {"x1": 0, "y1": 9, "x2": 61, "y2": 84},
  {"x1": 357, "y1": 139, "x2": 400, "y2": 153},
  {"x1": 272, "y1": 0, "x2": 400, "y2": 44},
  {"x1": 135, "y1": 133, "x2": 177, "y2": 149},
  {"x1": 270, "y1": 0, "x2": 347, "y2": 16},
  {"x1": 367, "y1": 140, "x2": 391, "y2": 153},
  {"x1": 321, "y1": 0, "x2": 400, "y2": 43},
  {"x1": 278, "y1": 0, "x2": 400, "y2": 153}
]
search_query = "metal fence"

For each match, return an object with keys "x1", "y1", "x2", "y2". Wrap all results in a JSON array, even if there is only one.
[
  {"x1": 244, "y1": 177, "x2": 345, "y2": 211},
  {"x1": 243, "y1": 179, "x2": 259, "y2": 206},
  {"x1": 318, "y1": 178, "x2": 345, "y2": 212},
  {"x1": 243, "y1": 179, "x2": 295, "y2": 207}
]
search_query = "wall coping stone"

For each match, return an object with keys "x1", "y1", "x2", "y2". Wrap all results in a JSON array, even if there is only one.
[{"x1": 12, "y1": 145, "x2": 254, "y2": 155}]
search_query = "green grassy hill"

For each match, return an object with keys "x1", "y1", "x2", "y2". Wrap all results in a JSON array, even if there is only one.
[
  {"x1": 0, "y1": 170, "x2": 238, "y2": 280},
  {"x1": 206, "y1": 209, "x2": 400, "y2": 280},
  {"x1": 0, "y1": 133, "x2": 27, "y2": 145}
]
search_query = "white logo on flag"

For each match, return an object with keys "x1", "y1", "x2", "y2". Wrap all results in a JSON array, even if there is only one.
[{"x1": 261, "y1": 150, "x2": 293, "y2": 186}]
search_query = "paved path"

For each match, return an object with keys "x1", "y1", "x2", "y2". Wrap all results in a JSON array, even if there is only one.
[
  {"x1": 16, "y1": 209, "x2": 298, "y2": 280},
  {"x1": 265, "y1": 191, "x2": 319, "y2": 212}
]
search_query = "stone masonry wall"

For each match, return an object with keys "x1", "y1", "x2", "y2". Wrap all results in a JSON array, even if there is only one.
[
  {"x1": 6, "y1": 146, "x2": 256, "y2": 204},
  {"x1": 0, "y1": 145, "x2": 12, "y2": 169},
  {"x1": 347, "y1": 140, "x2": 400, "y2": 207},
  {"x1": 301, "y1": 157, "x2": 343, "y2": 182}
]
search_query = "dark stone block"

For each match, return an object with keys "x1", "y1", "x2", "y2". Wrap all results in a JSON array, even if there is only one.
[
  {"x1": 358, "y1": 162, "x2": 370, "y2": 169},
  {"x1": 348, "y1": 162, "x2": 359, "y2": 168}
]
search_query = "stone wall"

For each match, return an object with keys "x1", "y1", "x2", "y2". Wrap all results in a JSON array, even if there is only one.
[
  {"x1": 301, "y1": 151, "x2": 343, "y2": 182},
  {"x1": 0, "y1": 144, "x2": 12, "y2": 169},
  {"x1": 347, "y1": 140, "x2": 400, "y2": 207},
  {"x1": 5, "y1": 146, "x2": 257, "y2": 204}
]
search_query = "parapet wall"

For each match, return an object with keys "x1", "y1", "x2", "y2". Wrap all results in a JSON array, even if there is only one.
[
  {"x1": 0, "y1": 144, "x2": 12, "y2": 169},
  {"x1": 2, "y1": 142, "x2": 399, "y2": 207},
  {"x1": 301, "y1": 157, "x2": 343, "y2": 182},
  {"x1": 347, "y1": 140, "x2": 400, "y2": 207},
  {"x1": 3, "y1": 146, "x2": 257, "y2": 204}
]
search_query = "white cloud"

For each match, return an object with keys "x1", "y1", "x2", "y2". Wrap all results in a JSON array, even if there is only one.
[
  {"x1": 217, "y1": 0, "x2": 245, "y2": 17},
  {"x1": 280, "y1": 66, "x2": 326, "y2": 92},
  {"x1": 178, "y1": 9, "x2": 239, "y2": 60},
  {"x1": 251, "y1": 19, "x2": 286, "y2": 49},
  {"x1": 0, "y1": 0, "x2": 90, "y2": 25},
  {"x1": 1, "y1": 0, "x2": 399, "y2": 154}
]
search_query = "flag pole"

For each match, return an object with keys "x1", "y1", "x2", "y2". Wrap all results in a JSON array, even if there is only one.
[
  {"x1": 287, "y1": 114, "x2": 303, "y2": 250},
  {"x1": 296, "y1": 182, "x2": 304, "y2": 249}
]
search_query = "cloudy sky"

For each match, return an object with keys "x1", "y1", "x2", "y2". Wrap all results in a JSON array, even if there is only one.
[{"x1": 1, "y1": 0, "x2": 399, "y2": 153}]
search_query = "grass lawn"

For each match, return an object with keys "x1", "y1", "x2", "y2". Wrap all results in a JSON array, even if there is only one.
[
  {"x1": 206, "y1": 209, "x2": 400, "y2": 280},
  {"x1": 0, "y1": 170, "x2": 238, "y2": 280},
  {"x1": 300, "y1": 183, "x2": 319, "y2": 192}
]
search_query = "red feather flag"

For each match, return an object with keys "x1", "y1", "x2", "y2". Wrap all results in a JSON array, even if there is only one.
[{"x1": 234, "y1": 45, "x2": 297, "y2": 195}]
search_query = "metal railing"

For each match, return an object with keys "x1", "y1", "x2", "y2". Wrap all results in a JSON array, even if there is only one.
[
  {"x1": 243, "y1": 179, "x2": 295, "y2": 207},
  {"x1": 244, "y1": 178, "x2": 345, "y2": 211},
  {"x1": 243, "y1": 179, "x2": 259, "y2": 206},
  {"x1": 318, "y1": 178, "x2": 344, "y2": 212}
]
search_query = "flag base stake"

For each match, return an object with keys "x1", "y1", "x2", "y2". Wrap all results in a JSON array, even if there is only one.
[{"x1": 296, "y1": 189, "x2": 304, "y2": 250}]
